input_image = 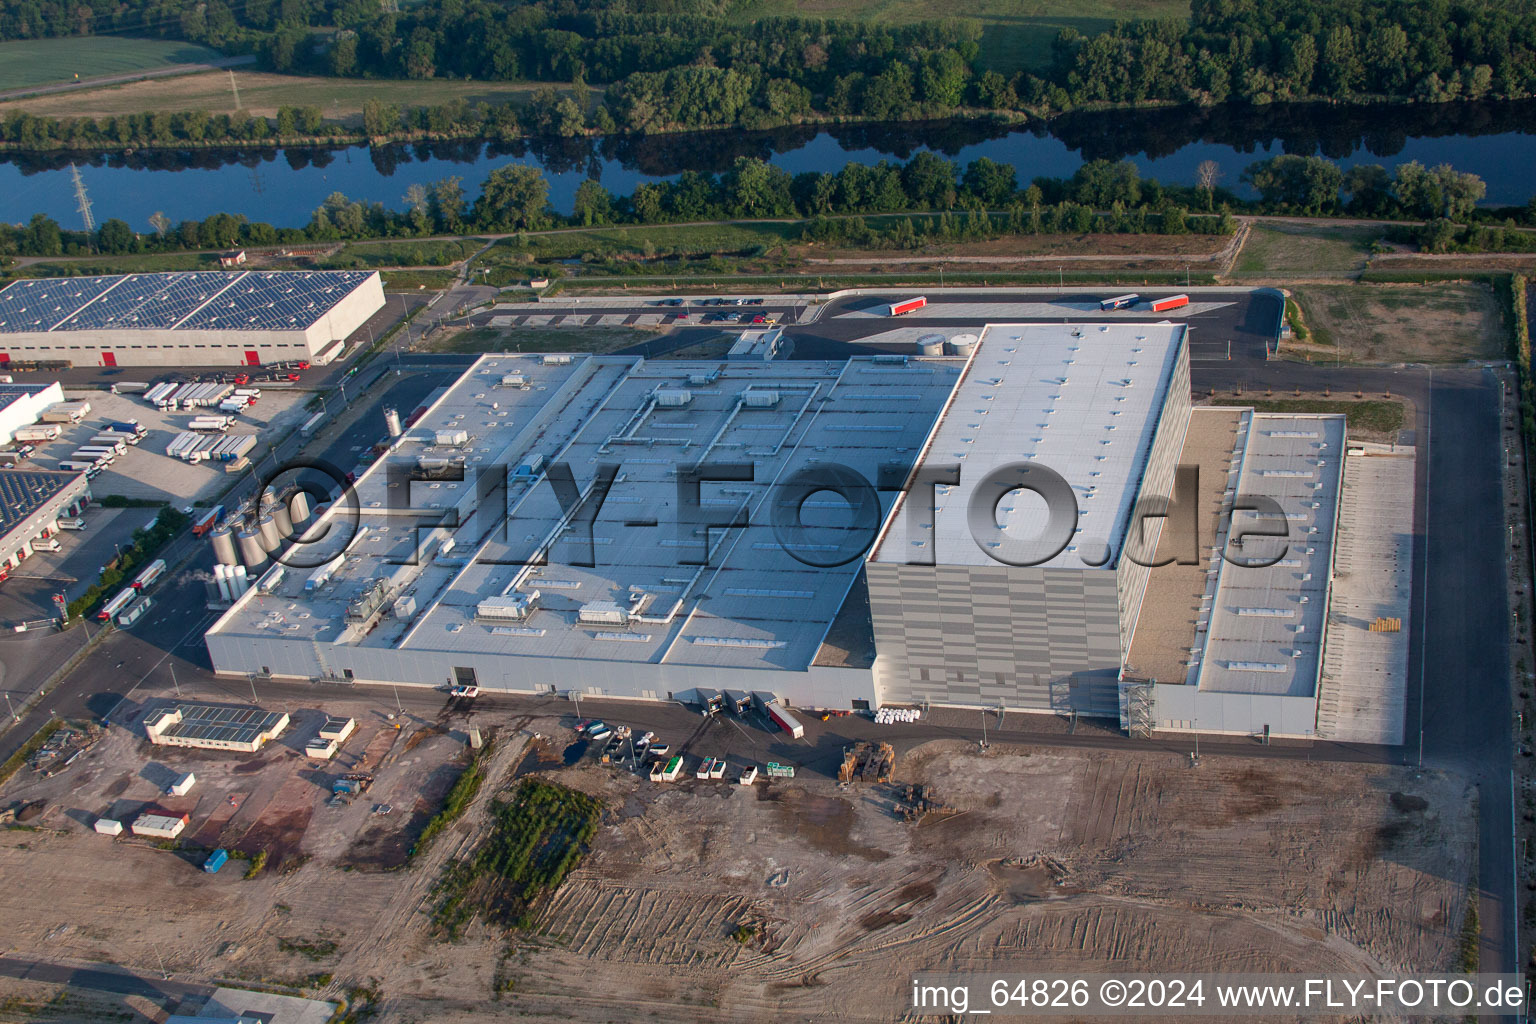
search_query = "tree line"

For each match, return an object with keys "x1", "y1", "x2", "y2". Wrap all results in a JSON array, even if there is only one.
[
  {"x1": 1, "y1": 152, "x2": 1528, "y2": 262},
  {"x1": 3, "y1": 0, "x2": 1535, "y2": 138}
]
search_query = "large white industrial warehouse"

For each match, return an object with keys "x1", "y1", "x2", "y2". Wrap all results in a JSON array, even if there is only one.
[
  {"x1": 0, "y1": 270, "x2": 384, "y2": 368},
  {"x1": 203, "y1": 328, "x2": 1412, "y2": 743}
]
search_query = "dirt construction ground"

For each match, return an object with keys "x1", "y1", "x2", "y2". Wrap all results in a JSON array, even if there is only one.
[
  {"x1": 1286, "y1": 283, "x2": 1505, "y2": 364},
  {"x1": 0, "y1": 705, "x2": 1475, "y2": 1023}
]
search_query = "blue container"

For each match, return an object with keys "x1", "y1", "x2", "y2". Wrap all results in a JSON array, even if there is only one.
[{"x1": 203, "y1": 849, "x2": 229, "y2": 873}]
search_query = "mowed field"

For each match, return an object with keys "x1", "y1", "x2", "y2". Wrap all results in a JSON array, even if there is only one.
[
  {"x1": 0, "y1": 37, "x2": 225, "y2": 91},
  {"x1": 739, "y1": 0, "x2": 1191, "y2": 69},
  {"x1": 0, "y1": 69, "x2": 580, "y2": 123}
]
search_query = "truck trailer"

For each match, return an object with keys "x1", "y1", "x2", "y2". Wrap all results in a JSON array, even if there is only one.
[
  {"x1": 191, "y1": 506, "x2": 225, "y2": 536},
  {"x1": 131, "y1": 559, "x2": 167, "y2": 590},
  {"x1": 1100, "y1": 293, "x2": 1140, "y2": 310},
  {"x1": 887, "y1": 296, "x2": 928, "y2": 316},
  {"x1": 1149, "y1": 293, "x2": 1190, "y2": 312}
]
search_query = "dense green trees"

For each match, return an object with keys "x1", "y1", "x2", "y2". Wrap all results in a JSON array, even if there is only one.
[{"x1": 1, "y1": 151, "x2": 1523, "y2": 264}]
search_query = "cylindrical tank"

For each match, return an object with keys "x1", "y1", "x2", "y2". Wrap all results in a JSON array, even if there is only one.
[
  {"x1": 214, "y1": 565, "x2": 232, "y2": 601},
  {"x1": 257, "y1": 514, "x2": 282, "y2": 552},
  {"x1": 288, "y1": 491, "x2": 312, "y2": 525},
  {"x1": 271, "y1": 500, "x2": 294, "y2": 539},
  {"x1": 949, "y1": 333, "x2": 979, "y2": 357},
  {"x1": 237, "y1": 528, "x2": 268, "y2": 569},
  {"x1": 209, "y1": 525, "x2": 239, "y2": 566},
  {"x1": 233, "y1": 565, "x2": 249, "y2": 596},
  {"x1": 384, "y1": 407, "x2": 403, "y2": 437},
  {"x1": 917, "y1": 333, "x2": 946, "y2": 357}
]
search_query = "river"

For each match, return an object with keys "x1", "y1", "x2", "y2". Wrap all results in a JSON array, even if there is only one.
[{"x1": 3, "y1": 98, "x2": 1534, "y2": 231}]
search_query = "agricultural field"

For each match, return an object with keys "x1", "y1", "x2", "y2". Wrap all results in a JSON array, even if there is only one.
[
  {"x1": 1233, "y1": 221, "x2": 1383, "y2": 277},
  {"x1": 737, "y1": 0, "x2": 1190, "y2": 70},
  {"x1": 1286, "y1": 282, "x2": 1505, "y2": 364},
  {"x1": 0, "y1": 37, "x2": 225, "y2": 92},
  {"x1": 0, "y1": 70, "x2": 580, "y2": 123}
]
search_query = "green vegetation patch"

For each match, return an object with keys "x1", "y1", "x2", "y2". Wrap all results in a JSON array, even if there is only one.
[
  {"x1": 412, "y1": 741, "x2": 492, "y2": 858},
  {"x1": 0, "y1": 37, "x2": 225, "y2": 91},
  {"x1": 0, "y1": 719, "x2": 63, "y2": 789},
  {"x1": 1235, "y1": 223, "x2": 1378, "y2": 276},
  {"x1": 1206, "y1": 398, "x2": 1404, "y2": 434},
  {"x1": 431, "y1": 777, "x2": 602, "y2": 939},
  {"x1": 66, "y1": 507, "x2": 188, "y2": 620}
]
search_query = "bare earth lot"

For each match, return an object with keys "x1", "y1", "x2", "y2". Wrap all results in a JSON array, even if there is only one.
[
  {"x1": 1287, "y1": 283, "x2": 1505, "y2": 364},
  {"x1": 0, "y1": 702, "x2": 1475, "y2": 1022}
]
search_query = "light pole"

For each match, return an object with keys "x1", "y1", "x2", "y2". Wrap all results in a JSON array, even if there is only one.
[
  {"x1": 169, "y1": 661, "x2": 180, "y2": 698},
  {"x1": 392, "y1": 684, "x2": 403, "y2": 715},
  {"x1": 248, "y1": 672, "x2": 258, "y2": 704},
  {"x1": 980, "y1": 707, "x2": 988, "y2": 749},
  {"x1": 4, "y1": 691, "x2": 17, "y2": 723}
]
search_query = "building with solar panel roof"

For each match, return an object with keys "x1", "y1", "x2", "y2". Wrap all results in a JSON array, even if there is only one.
[
  {"x1": 0, "y1": 270, "x2": 384, "y2": 368},
  {"x1": 0, "y1": 467, "x2": 91, "y2": 575}
]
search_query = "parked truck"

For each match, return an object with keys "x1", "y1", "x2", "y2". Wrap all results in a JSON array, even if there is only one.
[
  {"x1": 98, "y1": 589, "x2": 136, "y2": 621},
  {"x1": 754, "y1": 692, "x2": 805, "y2": 739},
  {"x1": 131, "y1": 558, "x2": 166, "y2": 590},
  {"x1": 13, "y1": 424, "x2": 61, "y2": 442},
  {"x1": 887, "y1": 296, "x2": 927, "y2": 316},
  {"x1": 191, "y1": 505, "x2": 224, "y2": 536}
]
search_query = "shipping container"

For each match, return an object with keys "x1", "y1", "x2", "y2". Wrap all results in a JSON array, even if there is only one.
[
  {"x1": 168, "y1": 771, "x2": 195, "y2": 796},
  {"x1": 203, "y1": 848, "x2": 229, "y2": 873},
  {"x1": 1149, "y1": 293, "x2": 1190, "y2": 312},
  {"x1": 93, "y1": 818, "x2": 123, "y2": 836},
  {"x1": 130, "y1": 812, "x2": 188, "y2": 839},
  {"x1": 887, "y1": 296, "x2": 927, "y2": 316},
  {"x1": 1100, "y1": 293, "x2": 1140, "y2": 310}
]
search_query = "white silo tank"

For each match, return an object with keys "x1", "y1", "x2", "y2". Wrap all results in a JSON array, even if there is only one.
[
  {"x1": 288, "y1": 491, "x2": 312, "y2": 525},
  {"x1": 237, "y1": 528, "x2": 268, "y2": 569},
  {"x1": 271, "y1": 500, "x2": 293, "y2": 539},
  {"x1": 917, "y1": 333, "x2": 946, "y2": 357},
  {"x1": 209, "y1": 525, "x2": 238, "y2": 566},
  {"x1": 257, "y1": 514, "x2": 282, "y2": 552},
  {"x1": 949, "y1": 333, "x2": 979, "y2": 357},
  {"x1": 384, "y1": 407, "x2": 403, "y2": 437},
  {"x1": 215, "y1": 564, "x2": 232, "y2": 601},
  {"x1": 233, "y1": 565, "x2": 249, "y2": 596}
]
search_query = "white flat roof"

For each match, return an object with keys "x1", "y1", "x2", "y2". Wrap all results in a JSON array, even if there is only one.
[
  {"x1": 210, "y1": 352, "x2": 960, "y2": 671},
  {"x1": 1193, "y1": 412, "x2": 1346, "y2": 698},
  {"x1": 871, "y1": 322, "x2": 1186, "y2": 569}
]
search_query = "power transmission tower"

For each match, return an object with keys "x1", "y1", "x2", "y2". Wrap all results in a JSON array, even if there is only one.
[{"x1": 69, "y1": 163, "x2": 94, "y2": 232}]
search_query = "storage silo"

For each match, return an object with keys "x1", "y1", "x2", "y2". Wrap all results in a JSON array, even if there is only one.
[
  {"x1": 237, "y1": 528, "x2": 268, "y2": 569},
  {"x1": 271, "y1": 499, "x2": 294, "y2": 539},
  {"x1": 949, "y1": 333, "x2": 979, "y2": 357},
  {"x1": 209, "y1": 525, "x2": 239, "y2": 566},
  {"x1": 233, "y1": 565, "x2": 249, "y2": 596},
  {"x1": 214, "y1": 564, "x2": 232, "y2": 601},
  {"x1": 288, "y1": 491, "x2": 312, "y2": 525},
  {"x1": 257, "y1": 514, "x2": 282, "y2": 552},
  {"x1": 917, "y1": 333, "x2": 947, "y2": 357},
  {"x1": 384, "y1": 407, "x2": 403, "y2": 437}
]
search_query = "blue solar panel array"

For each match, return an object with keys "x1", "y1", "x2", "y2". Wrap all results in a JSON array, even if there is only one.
[
  {"x1": 0, "y1": 271, "x2": 375, "y2": 334},
  {"x1": 56, "y1": 272, "x2": 235, "y2": 330},
  {"x1": 0, "y1": 383, "x2": 53, "y2": 414},
  {"x1": 0, "y1": 277, "x2": 121, "y2": 331},
  {"x1": 178, "y1": 271, "x2": 375, "y2": 331}
]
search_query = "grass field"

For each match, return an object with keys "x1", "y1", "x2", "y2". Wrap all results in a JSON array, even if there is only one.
[
  {"x1": 1286, "y1": 283, "x2": 1503, "y2": 364},
  {"x1": 492, "y1": 223, "x2": 799, "y2": 263},
  {"x1": 1206, "y1": 397, "x2": 1406, "y2": 435},
  {"x1": 1234, "y1": 223, "x2": 1382, "y2": 277},
  {"x1": 0, "y1": 70, "x2": 582, "y2": 123},
  {"x1": 737, "y1": 0, "x2": 1189, "y2": 69},
  {"x1": 0, "y1": 38, "x2": 226, "y2": 92}
]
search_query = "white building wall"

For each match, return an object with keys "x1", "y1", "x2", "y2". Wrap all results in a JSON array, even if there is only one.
[{"x1": 0, "y1": 381, "x2": 64, "y2": 446}]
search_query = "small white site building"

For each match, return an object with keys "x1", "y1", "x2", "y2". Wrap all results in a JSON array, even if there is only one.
[
  {"x1": 168, "y1": 771, "x2": 196, "y2": 796},
  {"x1": 93, "y1": 818, "x2": 123, "y2": 836},
  {"x1": 131, "y1": 812, "x2": 188, "y2": 839}
]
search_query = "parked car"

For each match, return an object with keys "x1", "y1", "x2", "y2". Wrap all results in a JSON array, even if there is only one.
[
  {"x1": 583, "y1": 720, "x2": 607, "y2": 735},
  {"x1": 588, "y1": 726, "x2": 611, "y2": 741},
  {"x1": 747, "y1": 298, "x2": 765, "y2": 304},
  {"x1": 647, "y1": 743, "x2": 670, "y2": 757},
  {"x1": 752, "y1": 315, "x2": 767, "y2": 324},
  {"x1": 450, "y1": 685, "x2": 479, "y2": 698}
]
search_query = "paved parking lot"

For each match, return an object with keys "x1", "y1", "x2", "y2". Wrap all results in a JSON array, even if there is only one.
[
  {"x1": 14, "y1": 388, "x2": 311, "y2": 504},
  {"x1": 0, "y1": 505, "x2": 159, "y2": 623}
]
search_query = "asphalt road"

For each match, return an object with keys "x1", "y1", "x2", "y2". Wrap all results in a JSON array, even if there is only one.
[
  {"x1": 0, "y1": 285, "x2": 1516, "y2": 980},
  {"x1": 0, "y1": 953, "x2": 212, "y2": 1003}
]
